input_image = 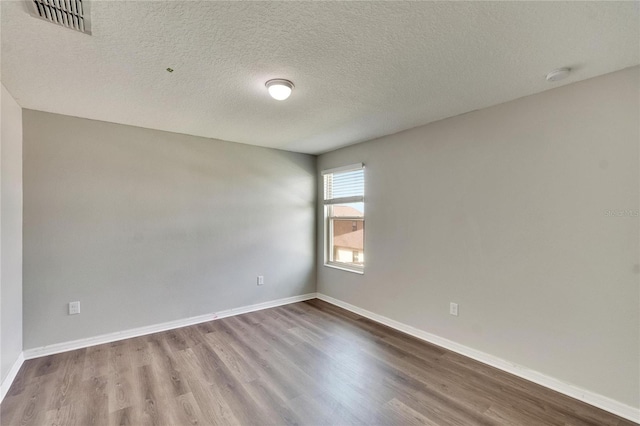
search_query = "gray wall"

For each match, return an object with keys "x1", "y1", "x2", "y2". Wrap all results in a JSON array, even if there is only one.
[
  {"x1": 23, "y1": 110, "x2": 316, "y2": 349},
  {"x1": 317, "y1": 67, "x2": 640, "y2": 408},
  {"x1": 1, "y1": 84, "x2": 23, "y2": 382}
]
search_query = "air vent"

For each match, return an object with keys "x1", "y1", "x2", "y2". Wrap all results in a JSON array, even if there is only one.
[{"x1": 28, "y1": 0, "x2": 91, "y2": 34}]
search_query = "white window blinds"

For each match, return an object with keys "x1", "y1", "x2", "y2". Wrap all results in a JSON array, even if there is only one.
[{"x1": 323, "y1": 163, "x2": 364, "y2": 205}]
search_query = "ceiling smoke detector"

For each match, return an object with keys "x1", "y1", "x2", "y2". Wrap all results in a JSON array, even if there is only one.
[
  {"x1": 546, "y1": 68, "x2": 571, "y2": 82},
  {"x1": 27, "y1": 0, "x2": 92, "y2": 34}
]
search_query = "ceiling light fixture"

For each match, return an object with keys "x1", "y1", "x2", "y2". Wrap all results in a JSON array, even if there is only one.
[
  {"x1": 266, "y1": 79, "x2": 294, "y2": 100},
  {"x1": 546, "y1": 68, "x2": 571, "y2": 82}
]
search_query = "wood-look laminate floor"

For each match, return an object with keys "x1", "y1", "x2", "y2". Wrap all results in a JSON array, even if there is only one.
[{"x1": 1, "y1": 299, "x2": 635, "y2": 426}]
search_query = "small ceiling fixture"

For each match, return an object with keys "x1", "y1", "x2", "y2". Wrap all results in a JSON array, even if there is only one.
[
  {"x1": 266, "y1": 79, "x2": 294, "y2": 101},
  {"x1": 546, "y1": 68, "x2": 571, "y2": 82}
]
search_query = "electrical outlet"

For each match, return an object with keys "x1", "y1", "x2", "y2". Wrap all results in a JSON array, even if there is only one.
[
  {"x1": 69, "y1": 301, "x2": 81, "y2": 315},
  {"x1": 449, "y1": 302, "x2": 458, "y2": 316},
  {"x1": 257, "y1": 275, "x2": 264, "y2": 286}
]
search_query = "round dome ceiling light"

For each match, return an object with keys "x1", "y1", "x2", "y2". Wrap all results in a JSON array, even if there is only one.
[
  {"x1": 266, "y1": 79, "x2": 294, "y2": 100},
  {"x1": 546, "y1": 68, "x2": 571, "y2": 82}
]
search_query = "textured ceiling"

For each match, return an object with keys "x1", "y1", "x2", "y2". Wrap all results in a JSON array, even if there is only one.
[{"x1": 1, "y1": 1, "x2": 638, "y2": 154}]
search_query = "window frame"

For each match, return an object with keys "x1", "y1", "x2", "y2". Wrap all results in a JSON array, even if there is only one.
[{"x1": 322, "y1": 163, "x2": 365, "y2": 274}]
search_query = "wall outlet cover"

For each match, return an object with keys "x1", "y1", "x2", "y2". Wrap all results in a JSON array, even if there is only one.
[
  {"x1": 69, "y1": 301, "x2": 81, "y2": 315},
  {"x1": 450, "y1": 302, "x2": 459, "y2": 316}
]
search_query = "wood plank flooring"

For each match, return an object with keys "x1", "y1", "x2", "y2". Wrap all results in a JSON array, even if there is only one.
[{"x1": 1, "y1": 299, "x2": 636, "y2": 426}]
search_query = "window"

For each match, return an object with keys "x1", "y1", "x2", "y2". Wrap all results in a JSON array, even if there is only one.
[{"x1": 323, "y1": 163, "x2": 365, "y2": 273}]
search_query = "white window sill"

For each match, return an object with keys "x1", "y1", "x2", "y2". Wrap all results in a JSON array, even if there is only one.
[{"x1": 324, "y1": 263, "x2": 364, "y2": 275}]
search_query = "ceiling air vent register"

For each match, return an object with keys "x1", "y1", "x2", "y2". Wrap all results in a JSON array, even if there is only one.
[{"x1": 28, "y1": 0, "x2": 91, "y2": 34}]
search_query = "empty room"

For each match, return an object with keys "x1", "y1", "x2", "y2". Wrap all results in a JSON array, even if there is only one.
[{"x1": 0, "y1": 1, "x2": 638, "y2": 425}]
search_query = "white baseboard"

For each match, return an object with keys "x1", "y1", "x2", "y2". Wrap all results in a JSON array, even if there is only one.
[
  {"x1": 316, "y1": 293, "x2": 640, "y2": 424},
  {"x1": 1, "y1": 352, "x2": 25, "y2": 403},
  {"x1": 23, "y1": 293, "x2": 317, "y2": 360}
]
